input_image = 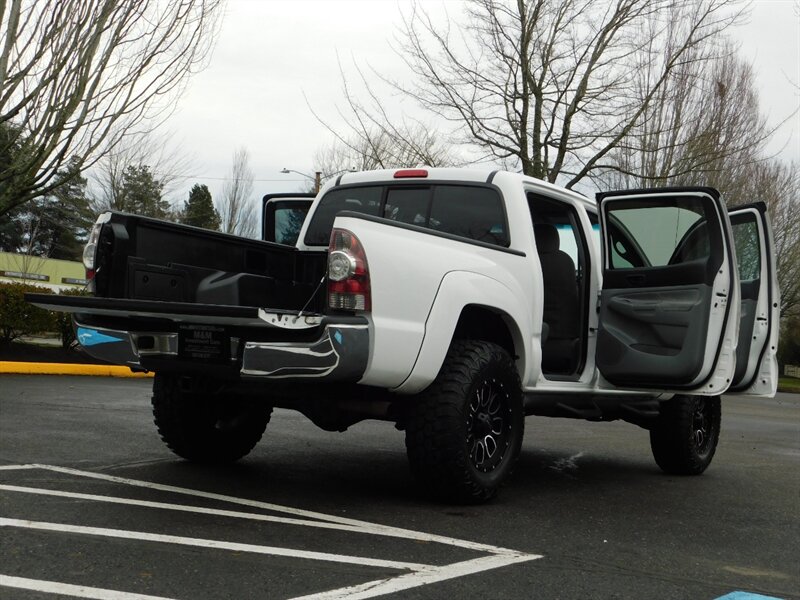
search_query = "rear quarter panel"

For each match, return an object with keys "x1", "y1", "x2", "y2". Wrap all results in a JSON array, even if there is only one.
[{"x1": 332, "y1": 213, "x2": 536, "y2": 391}]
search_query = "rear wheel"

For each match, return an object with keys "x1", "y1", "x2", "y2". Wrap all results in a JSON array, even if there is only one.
[
  {"x1": 405, "y1": 340, "x2": 524, "y2": 503},
  {"x1": 151, "y1": 374, "x2": 271, "y2": 463},
  {"x1": 650, "y1": 394, "x2": 721, "y2": 475}
]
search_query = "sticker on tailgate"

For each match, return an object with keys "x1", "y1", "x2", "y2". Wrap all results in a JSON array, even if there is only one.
[{"x1": 178, "y1": 325, "x2": 229, "y2": 361}]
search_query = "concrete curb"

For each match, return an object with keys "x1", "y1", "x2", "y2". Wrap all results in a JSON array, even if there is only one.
[{"x1": 0, "y1": 362, "x2": 153, "y2": 378}]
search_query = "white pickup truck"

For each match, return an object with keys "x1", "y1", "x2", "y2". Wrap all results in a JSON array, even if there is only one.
[{"x1": 29, "y1": 167, "x2": 779, "y2": 502}]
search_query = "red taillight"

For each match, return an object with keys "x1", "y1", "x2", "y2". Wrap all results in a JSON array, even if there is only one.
[
  {"x1": 85, "y1": 269, "x2": 95, "y2": 281},
  {"x1": 328, "y1": 228, "x2": 370, "y2": 311},
  {"x1": 393, "y1": 169, "x2": 428, "y2": 179}
]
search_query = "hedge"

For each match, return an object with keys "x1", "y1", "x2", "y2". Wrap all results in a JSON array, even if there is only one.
[{"x1": 0, "y1": 282, "x2": 87, "y2": 348}]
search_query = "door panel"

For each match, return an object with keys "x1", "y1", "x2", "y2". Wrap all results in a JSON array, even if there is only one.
[
  {"x1": 726, "y1": 203, "x2": 779, "y2": 396},
  {"x1": 599, "y1": 285, "x2": 712, "y2": 382},
  {"x1": 596, "y1": 188, "x2": 739, "y2": 394}
]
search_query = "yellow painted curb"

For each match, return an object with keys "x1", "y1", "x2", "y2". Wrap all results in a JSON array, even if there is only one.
[{"x1": 0, "y1": 362, "x2": 153, "y2": 378}]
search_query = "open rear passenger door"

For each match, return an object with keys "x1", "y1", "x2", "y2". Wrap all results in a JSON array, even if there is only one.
[
  {"x1": 724, "y1": 203, "x2": 779, "y2": 396},
  {"x1": 595, "y1": 188, "x2": 739, "y2": 395}
]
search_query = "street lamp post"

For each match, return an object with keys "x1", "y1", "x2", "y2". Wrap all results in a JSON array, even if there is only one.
[
  {"x1": 280, "y1": 168, "x2": 322, "y2": 193},
  {"x1": 280, "y1": 167, "x2": 356, "y2": 193}
]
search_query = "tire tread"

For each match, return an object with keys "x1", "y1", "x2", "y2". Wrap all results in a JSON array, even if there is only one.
[
  {"x1": 405, "y1": 340, "x2": 523, "y2": 503},
  {"x1": 151, "y1": 374, "x2": 271, "y2": 463}
]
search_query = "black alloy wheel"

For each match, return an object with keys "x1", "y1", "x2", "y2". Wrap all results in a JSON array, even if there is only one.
[
  {"x1": 650, "y1": 394, "x2": 721, "y2": 475},
  {"x1": 467, "y1": 376, "x2": 513, "y2": 473},
  {"x1": 405, "y1": 340, "x2": 524, "y2": 503}
]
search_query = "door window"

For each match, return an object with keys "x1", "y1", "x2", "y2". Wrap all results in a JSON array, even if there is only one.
[
  {"x1": 605, "y1": 202, "x2": 709, "y2": 268},
  {"x1": 273, "y1": 204, "x2": 310, "y2": 245},
  {"x1": 732, "y1": 217, "x2": 761, "y2": 282}
]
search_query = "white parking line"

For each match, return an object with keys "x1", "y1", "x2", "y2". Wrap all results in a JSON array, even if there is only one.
[
  {"x1": 25, "y1": 463, "x2": 527, "y2": 555},
  {"x1": 292, "y1": 554, "x2": 540, "y2": 600},
  {"x1": 0, "y1": 483, "x2": 432, "y2": 537},
  {"x1": 0, "y1": 464, "x2": 543, "y2": 600},
  {"x1": 0, "y1": 517, "x2": 429, "y2": 571},
  {"x1": 0, "y1": 574, "x2": 177, "y2": 600},
  {"x1": 29, "y1": 463, "x2": 511, "y2": 553}
]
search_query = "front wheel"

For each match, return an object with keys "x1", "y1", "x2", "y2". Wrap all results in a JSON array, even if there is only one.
[
  {"x1": 151, "y1": 374, "x2": 271, "y2": 463},
  {"x1": 405, "y1": 340, "x2": 524, "y2": 503},
  {"x1": 650, "y1": 395, "x2": 721, "y2": 475}
]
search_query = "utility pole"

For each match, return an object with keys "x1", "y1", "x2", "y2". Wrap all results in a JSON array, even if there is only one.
[{"x1": 314, "y1": 171, "x2": 321, "y2": 194}]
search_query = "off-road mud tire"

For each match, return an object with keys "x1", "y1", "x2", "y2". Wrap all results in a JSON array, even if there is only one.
[
  {"x1": 405, "y1": 340, "x2": 524, "y2": 503},
  {"x1": 650, "y1": 394, "x2": 721, "y2": 475},
  {"x1": 151, "y1": 373, "x2": 271, "y2": 463}
]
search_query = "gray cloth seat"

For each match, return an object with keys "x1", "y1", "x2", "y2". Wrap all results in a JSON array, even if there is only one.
[{"x1": 535, "y1": 224, "x2": 580, "y2": 374}]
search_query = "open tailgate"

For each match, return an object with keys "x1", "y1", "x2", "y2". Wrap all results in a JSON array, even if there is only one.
[{"x1": 25, "y1": 293, "x2": 320, "y2": 328}]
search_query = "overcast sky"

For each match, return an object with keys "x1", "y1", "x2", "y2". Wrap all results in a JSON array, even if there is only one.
[{"x1": 159, "y1": 0, "x2": 800, "y2": 206}]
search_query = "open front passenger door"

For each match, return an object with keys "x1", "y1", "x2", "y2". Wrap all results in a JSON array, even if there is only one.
[{"x1": 595, "y1": 188, "x2": 739, "y2": 395}]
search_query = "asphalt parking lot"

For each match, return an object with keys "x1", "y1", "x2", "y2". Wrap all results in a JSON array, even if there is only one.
[{"x1": 1, "y1": 375, "x2": 798, "y2": 600}]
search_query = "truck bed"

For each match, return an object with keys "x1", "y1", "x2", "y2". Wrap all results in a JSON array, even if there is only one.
[
  {"x1": 89, "y1": 212, "x2": 327, "y2": 312},
  {"x1": 24, "y1": 212, "x2": 351, "y2": 379}
]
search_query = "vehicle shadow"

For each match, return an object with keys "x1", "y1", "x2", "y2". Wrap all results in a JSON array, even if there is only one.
[{"x1": 111, "y1": 429, "x2": 667, "y2": 515}]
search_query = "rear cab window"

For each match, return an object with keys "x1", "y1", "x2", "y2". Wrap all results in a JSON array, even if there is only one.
[{"x1": 304, "y1": 184, "x2": 509, "y2": 247}]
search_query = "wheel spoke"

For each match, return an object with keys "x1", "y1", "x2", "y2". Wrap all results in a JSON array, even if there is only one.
[
  {"x1": 484, "y1": 435, "x2": 497, "y2": 458},
  {"x1": 466, "y1": 377, "x2": 512, "y2": 472},
  {"x1": 474, "y1": 440, "x2": 486, "y2": 465},
  {"x1": 694, "y1": 429, "x2": 705, "y2": 446}
]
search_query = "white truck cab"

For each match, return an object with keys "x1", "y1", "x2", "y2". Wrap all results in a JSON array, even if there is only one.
[{"x1": 295, "y1": 169, "x2": 777, "y2": 399}]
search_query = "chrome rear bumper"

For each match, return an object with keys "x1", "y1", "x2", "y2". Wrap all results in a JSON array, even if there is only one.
[{"x1": 73, "y1": 317, "x2": 369, "y2": 382}]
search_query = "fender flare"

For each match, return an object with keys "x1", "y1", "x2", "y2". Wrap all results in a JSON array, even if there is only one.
[{"x1": 392, "y1": 270, "x2": 536, "y2": 394}]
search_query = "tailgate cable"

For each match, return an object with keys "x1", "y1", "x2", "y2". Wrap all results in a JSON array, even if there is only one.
[{"x1": 297, "y1": 275, "x2": 326, "y2": 318}]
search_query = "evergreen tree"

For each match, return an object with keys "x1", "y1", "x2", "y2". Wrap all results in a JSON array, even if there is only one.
[
  {"x1": 117, "y1": 165, "x2": 170, "y2": 219},
  {"x1": 31, "y1": 160, "x2": 93, "y2": 260},
  {"x1": 0, "y1": 157, "x2": 92, "y2": 261},
  {"x1": 181, "y1": 184, "x2": 220, "y2": 231}
]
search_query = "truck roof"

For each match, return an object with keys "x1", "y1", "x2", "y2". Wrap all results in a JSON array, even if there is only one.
[{"x1": 330, "y1": 167, "x2": 596, "y2": 210}]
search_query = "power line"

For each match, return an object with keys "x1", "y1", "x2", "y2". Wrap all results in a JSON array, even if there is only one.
[{"x1": 150, "y1": 174, "x2": 308, "y2": 182}]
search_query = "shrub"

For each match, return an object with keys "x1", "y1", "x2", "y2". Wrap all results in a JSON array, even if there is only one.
[
  {"x1": 0, "y1": 282, "x2": 56, "y2": 347},
  {"x1": 778, "y1": 315, "x2": 800, "y2": 375},
  {"x1": 55, "y1": 287, "x2": 89, "y2": 349}
]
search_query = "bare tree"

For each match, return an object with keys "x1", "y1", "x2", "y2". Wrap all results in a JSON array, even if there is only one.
[
  {"x1": 600, "y1": 42, "x2": 774, "y2": 190},
  {"x1": 309, "y1": 60, "x2": 460, "y2": 174},
  {"x1": 598, "y1": 43, "x2": 799, "y2": 317},
  {"x1": 217, "y1": 147, "x2": 256, "y2": 238},
  {"x1": 388, "y1": 0, "x2": 744, "y2": 187},
  {"x1": 312, "y1": 126, "x2": 455, "y2": 189},
  {"x1": 90, "y1": 131, "x2": 193, "y2": 216},
  {"x1": 0, "y1": 0, "x2": 224, "y2": 217},
  {"x1": 744, "y1": 161, "x2": 800, "y2": 318}
]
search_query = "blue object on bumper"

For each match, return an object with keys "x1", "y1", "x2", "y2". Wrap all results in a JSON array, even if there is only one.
[{"x1": 74, "y1": 323, "x2": 141, "y2": 367}]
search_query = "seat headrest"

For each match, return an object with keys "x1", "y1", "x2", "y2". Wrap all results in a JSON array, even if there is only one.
[{"x1": 534, "y1": 224, "x2": 560, "y2": 253}]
